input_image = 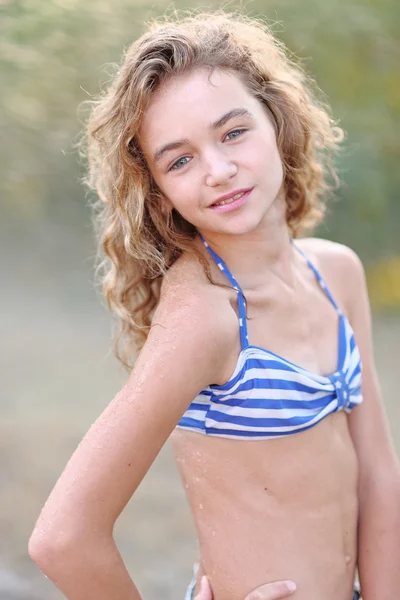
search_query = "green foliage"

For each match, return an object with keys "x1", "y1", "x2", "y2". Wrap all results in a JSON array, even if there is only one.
[
  {"x1": 242, "y1": 0, "x2": 400, "y2": 260},
  {"x1": 1, "y1": 0, "x2": 399, "y2": 272},
  {"x1": 0, "y1": 0, "x2": 163, "y2": 221}
]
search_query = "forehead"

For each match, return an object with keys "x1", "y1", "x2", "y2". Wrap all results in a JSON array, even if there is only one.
[{"x1": 139, "y1": 68, "x2": 257, "y2": 149}]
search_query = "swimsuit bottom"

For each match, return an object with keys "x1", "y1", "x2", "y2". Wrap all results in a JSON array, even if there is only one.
[{"x1": 184, "y1": 564, "x2": 362, "y2": 600}]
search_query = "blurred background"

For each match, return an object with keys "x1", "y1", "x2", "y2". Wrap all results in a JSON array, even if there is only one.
[{"x1": 1, "y1": 0, "x2": 399, "y2": 598}]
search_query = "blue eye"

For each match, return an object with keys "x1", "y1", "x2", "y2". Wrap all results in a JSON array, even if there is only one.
[
  {"x1": 225, "y1": 128, "x2": 246, "y2": 140},
  {"x1": 169, "y1": 156, "x2": 190, "y2": 171},
  {"x1": 168, "y1": 129, "x2": 247, "y2": 172}
]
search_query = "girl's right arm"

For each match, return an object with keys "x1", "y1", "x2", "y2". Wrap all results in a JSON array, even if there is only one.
[{"x1": 28, "y1": 281, "x2": 236, "y2": 600}]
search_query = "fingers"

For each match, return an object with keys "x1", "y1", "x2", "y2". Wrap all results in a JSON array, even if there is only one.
[
  {"x1": 194, "y1": 575, "x2": 213, "y2": 600},
  {"x1": 245, "y1": 580, "x2": 297, "y2": 600},
  {"x1": 193, "y1": 575, "x2": 296, "y2": 600}
]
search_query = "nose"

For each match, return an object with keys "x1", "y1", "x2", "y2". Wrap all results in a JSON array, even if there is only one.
[{"x1": 204, "y1": 148, "x2": 238, "y2": 187}]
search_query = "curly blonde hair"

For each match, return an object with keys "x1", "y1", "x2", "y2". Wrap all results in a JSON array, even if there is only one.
[{"x1": 83, "y1": 10, "x2": 344, "y2": 370}]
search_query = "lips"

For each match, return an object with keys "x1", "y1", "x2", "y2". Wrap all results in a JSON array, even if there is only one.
[
  {"x1": 209, "y1": 188, "x2": 253, "y2": 213},
  {"x1": 209, "y1": 187, "x2": 253, "y2": 208}
]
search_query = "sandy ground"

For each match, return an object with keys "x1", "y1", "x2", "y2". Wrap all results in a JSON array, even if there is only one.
[{"x1": 1, "y1": 221, "x2": 399, "y2": 599}]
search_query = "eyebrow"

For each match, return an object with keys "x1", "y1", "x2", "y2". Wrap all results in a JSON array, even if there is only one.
[{"x1": 152, "y1": 108, "x2": 254, "y2": 165}]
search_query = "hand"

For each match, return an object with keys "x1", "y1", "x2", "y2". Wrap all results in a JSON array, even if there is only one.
[{"x1": 194, "y1": 575, "x2": 296, "y2": 600}]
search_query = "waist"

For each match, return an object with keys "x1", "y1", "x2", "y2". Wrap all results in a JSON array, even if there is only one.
[
  {"x1": 173, "y1": 414, "x2": 359, "y2": 599},
  {"x1": 185, "y1": 564, "x2": 362, "y2": 600}
]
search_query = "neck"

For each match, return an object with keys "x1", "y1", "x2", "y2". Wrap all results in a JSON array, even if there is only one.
[{"x1": 197, "y1": 198, "x2": 299, "y2": 291}]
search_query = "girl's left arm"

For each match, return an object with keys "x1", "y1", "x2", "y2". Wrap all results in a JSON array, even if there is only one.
[{"x1": 342, "y1": 247, "x2": 400, "y2": 600}]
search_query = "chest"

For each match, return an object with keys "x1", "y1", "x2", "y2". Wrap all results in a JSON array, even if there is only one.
[{"x1": 243, "y1": 275, "x2": 342, "y2": 378}]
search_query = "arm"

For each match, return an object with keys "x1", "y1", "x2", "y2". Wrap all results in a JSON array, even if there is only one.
[
  {"x1": 28, "y1": 283, "x2": 234, "y2": 600},
  {"x1": 342, "y1": 248, "x2": 400, "y2": 599}
]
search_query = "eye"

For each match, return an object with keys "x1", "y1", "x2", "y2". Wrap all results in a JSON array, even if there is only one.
[
  {"x1": 167, "y1": 128, "x2": 247, "y2": 172},
  {"x1": 225, "y1": 128, "x2": 247, "y2": 141},
  {"x1": 168, "y1": 156, "x2": 190, "y2": 172}
]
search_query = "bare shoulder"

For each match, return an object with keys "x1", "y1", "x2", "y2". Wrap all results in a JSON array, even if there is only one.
[
  {"x1": 157, "y1": 253, "x2": 237, "y2": 336},
  {"x1": 296, "y1": 237, "x2": 366, "y2": 319},
  {"x1": 148, "y1": 253, "x2": 239, "y2": 382}
]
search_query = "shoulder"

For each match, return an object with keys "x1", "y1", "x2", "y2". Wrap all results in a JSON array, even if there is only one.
[
  {"x1": 296, "y1": 236, "x2": 363, "y2": 272},
  {"x1": 157, "y1": 253, "x2": 237, "y2": 337},
  {"x1": 296, "y1": 237, "x2": 367, "y2": 320},
  {"x1": 145, "y1": 254, "x2": 239, "y2": 384}
]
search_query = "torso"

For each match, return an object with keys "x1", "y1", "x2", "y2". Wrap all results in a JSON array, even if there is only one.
[
  {"x1": 169, "y1": 237, "x2": 360, "y2": 599},
  {"x1": 172, "y1": 412, "x2": 358, "y2": 600}
]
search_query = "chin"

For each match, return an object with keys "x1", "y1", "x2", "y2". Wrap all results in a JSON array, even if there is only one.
[
  {"x1": 209, "y1": 219, "x2": 264, "y2": 238},
  {"x1": 232, "y1": 210, "x2": 271, "y2": 234}
]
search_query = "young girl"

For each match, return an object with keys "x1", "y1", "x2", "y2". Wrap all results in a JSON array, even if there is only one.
[{"x1": 29, "y1": 11, "x2": 400, "y2": 600}]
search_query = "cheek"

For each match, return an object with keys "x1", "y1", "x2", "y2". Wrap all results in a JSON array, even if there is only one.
[
  {"x1": 251, "y1": 136, "x2": 284, "y2": 184},
  {"x1": 160, "y1": 175, "x2": 200, "y2": 214}
]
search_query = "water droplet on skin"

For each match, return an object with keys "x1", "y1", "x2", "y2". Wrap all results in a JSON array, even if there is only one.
[
  {"x1": 212, "y1": 530, "x2": 216, "y2": 537},
  {"x1": 199, "y1": 504, "x2": 204, "y2": 510},
  {"x1": 345, "y1": 555, "x2": 351, "y2": 564}
]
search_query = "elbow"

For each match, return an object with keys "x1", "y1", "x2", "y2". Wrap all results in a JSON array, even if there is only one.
[
  {"x1": 28, "y1": 524, "x2": 79, "y2": 575},
  {"x1": 28, "y1": 531, "x2": 51, "y2": 570},
  {"x1": 29, "y1": 518, "x2": 113, "y2": 578},
  {"x1": 29, "y1": 530, "x2": 62, "y2": 574}
]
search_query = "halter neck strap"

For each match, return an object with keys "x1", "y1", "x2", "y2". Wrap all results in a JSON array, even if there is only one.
[
  {"x1": 290, "y1": 239, "x2": 343, "y2": 316},
  {"x1": 199, "y1": 233, "x2": 249, "y2": 349}
]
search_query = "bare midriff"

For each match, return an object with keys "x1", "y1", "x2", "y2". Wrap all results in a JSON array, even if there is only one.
[{"x1": 171, "y1": 411, "x2": 359, "y2": 600}]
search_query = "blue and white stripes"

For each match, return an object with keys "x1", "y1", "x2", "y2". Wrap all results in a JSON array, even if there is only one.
[{"x1": 176, "y1": 236, "x2": 363, "y2": 440}]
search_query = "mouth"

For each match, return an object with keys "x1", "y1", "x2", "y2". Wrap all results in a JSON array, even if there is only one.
[{"x1": 209, "y1": 188, "x2": 253, "y2": 212}]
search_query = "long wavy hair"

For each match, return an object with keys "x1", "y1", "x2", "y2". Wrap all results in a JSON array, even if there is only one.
[{"x1": 83, "y1": 10, "x2": 344, "y2": 370}]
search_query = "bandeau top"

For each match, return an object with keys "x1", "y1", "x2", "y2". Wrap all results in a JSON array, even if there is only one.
[{"x1": 176, "y1": 235, "x2": 363, "y2": 439}]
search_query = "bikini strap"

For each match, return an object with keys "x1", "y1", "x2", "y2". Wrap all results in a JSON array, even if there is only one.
[
  {"x1": 199, "y1": 234, "x2": 249, "y2": 350},
  {"x1": 290, "y1": 239, "x2": 343, "y2": 316}
]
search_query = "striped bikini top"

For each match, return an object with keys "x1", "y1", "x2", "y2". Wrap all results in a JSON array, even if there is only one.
[{"x1": 176, "y1": 235, "x2": 363, "y2": 439}]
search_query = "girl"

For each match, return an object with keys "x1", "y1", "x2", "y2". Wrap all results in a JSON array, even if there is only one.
[{"x1": 29, "y1": 11, "x2": 400, "y2": 600}]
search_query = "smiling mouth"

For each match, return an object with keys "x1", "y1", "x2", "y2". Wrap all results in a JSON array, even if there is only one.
[{"x1": 211, "y1": 191, "x2": 247, "y2": 207}]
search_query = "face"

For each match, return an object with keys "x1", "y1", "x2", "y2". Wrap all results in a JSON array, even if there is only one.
[{"x1": 138, "y1": 67, "x2": 284, "y2": 237}]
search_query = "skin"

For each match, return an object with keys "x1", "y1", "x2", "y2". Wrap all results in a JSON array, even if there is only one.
[
  {"x1": 28, "y1": 66, "x2": 400, "y2": 600},
  {"x1": 140, "y1": 68, "x2": 358, "y2": 599},
  {"x1": 194, "y1": 575, "x2": 297, "y2": 600}
]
